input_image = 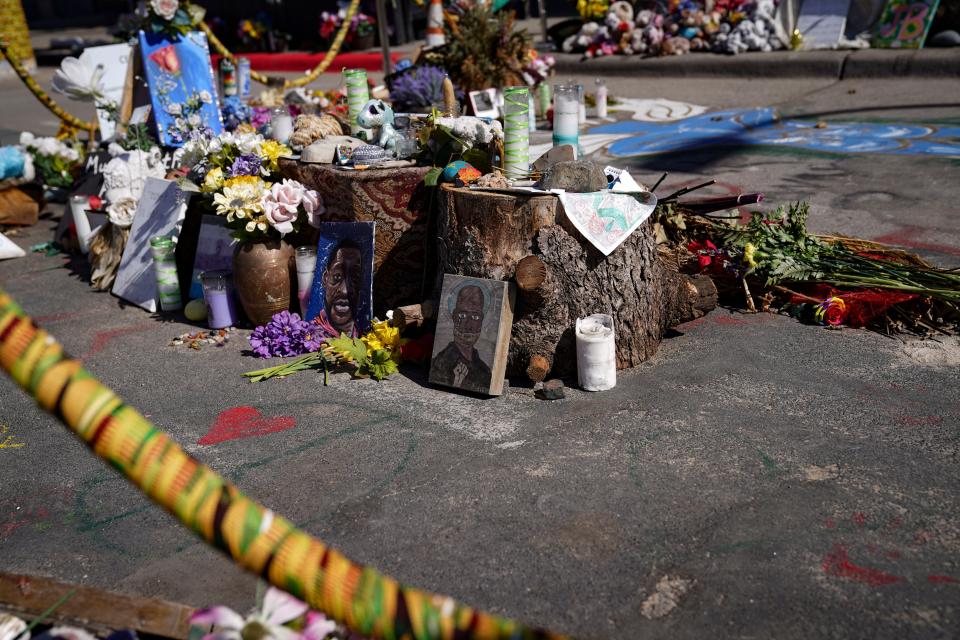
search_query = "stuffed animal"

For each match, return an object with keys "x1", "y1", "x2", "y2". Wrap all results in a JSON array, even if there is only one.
[
  {"x1": 288, "y1": 113, "x2": 345, "y2": 150},
  {"x1": 661, "y1": 36, "x2": 692, "y2": 55},
  {"x1": 562, "y1": 21, "x2": 601, "y2": 53},
  {"x1": 356, "y1": 99, "x2": 400, "y2": 153}
]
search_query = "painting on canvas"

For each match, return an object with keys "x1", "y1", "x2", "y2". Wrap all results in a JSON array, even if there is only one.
[{"x1": 306, "y1": 221, "x2": 375, "y2": 339}]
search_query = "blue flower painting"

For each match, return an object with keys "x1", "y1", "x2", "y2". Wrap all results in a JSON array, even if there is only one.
[{"x1": 139, "y1": 30, "x2": 223, "y2": 147}]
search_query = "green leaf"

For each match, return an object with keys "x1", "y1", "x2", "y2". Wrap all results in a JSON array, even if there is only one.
[
  {"x1": 423, "y1": 167, "x2": 442, "y2": 187},
  {"x1": 365, "y1": 349, "x2": 399, "y2": 381},
  {"x1": 326, "y1": 334, "x2": 368, "y2": 364},
  {"x1": 462, "y1": 148, "x2": 491, "y2": 174}
]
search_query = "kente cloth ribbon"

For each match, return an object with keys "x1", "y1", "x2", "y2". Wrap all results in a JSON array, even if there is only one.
[{"x1": 0, "y1": 287, "x2": 567, "y2": 640}]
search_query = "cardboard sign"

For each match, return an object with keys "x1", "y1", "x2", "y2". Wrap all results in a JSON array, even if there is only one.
[
  {"x1": 796, "y1": 0, "x2": 851, "y2": 49},
  {"x1": 429, "y1": 275, "x2": 515, "y2": 396},
  {"x1": 872, "y1": 0, "x2": 940, "y2": 48},
  {"x1": 112, "y1": 178, "x2": 191, "y2": 311},
  {"x1": 139, "y1": 30, "x2": 223, "y2": 146},
  {"x1": 79, "y1": 43, "x2": 133, "y2": 140}
]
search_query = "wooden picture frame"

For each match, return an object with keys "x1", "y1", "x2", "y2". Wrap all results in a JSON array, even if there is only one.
[{"x1": 429, "y1": 275, "x2": 515, "y2": 396}]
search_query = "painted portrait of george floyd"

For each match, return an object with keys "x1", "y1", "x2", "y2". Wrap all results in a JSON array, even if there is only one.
[
  {"x1": 428, "y1": 275, "x2": 515, "y2": 396},
  {"x1": 305, "y1": 221, "x2": 375, "y2": 339}
]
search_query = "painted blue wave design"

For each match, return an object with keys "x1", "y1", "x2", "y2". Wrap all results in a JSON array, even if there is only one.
[{"x1": 592, "y1": 108, "x2": 960, "y2": 158}]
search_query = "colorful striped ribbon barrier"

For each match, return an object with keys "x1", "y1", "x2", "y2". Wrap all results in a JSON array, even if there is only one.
[{"x1": 0, "y1": 287, "x2": 567, "y2": 640}]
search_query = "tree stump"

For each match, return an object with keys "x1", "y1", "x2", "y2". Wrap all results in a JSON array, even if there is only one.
[{"x1": 437, "y1": 185, "x2": 716, "y2": 378}]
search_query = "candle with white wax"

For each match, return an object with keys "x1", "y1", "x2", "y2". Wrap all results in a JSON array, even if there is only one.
[
  {"x1": 575, "y1": 313, "x2": 617, "y2": 391},
  {"x1": 552, "y1": 83, "x2": 579, "y2": 150}
]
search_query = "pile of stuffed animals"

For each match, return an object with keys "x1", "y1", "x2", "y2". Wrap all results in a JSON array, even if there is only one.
[{"x1": 563, "y1": 0, "x2": 787, "y2": 58}]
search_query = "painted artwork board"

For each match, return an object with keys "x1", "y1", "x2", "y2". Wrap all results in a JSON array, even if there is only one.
[
  {"x1": 872, "y1": 0, "x2": 940, "y2": 48},
  {"x1": 305, "y1": 221, "x2": 375, "y2": 339},
  {"x1": 558, "y1": 191, "x2": 657, "y2": 256},
  {"x1": 796, "y1": 0, "x2": 851, "y2": 49},
  {"x1": 429, "y1": 275, "x2": 515, "y2": 396},
  {"x1": 112, "y1": 178, "x2": 190, "y2": 312},
  {"x1": 79, "y1": 43, "x2": 133, "y2": 140},
  {"x1": 139, "y1": 30, "x2": 223, "y2": 147}
]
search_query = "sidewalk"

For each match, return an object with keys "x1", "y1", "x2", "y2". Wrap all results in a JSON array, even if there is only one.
[{"x1": 551, "y1": 47, "x2": 960, "y2": 79}]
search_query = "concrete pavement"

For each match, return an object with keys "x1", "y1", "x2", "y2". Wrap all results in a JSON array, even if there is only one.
[{"x1": 1, "y1": 66, "x2": 959, "y2": 638}]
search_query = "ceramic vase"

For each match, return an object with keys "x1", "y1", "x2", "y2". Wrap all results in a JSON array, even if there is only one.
[{"x1": 232, "y1": 239, "x2": 295, "y2": 326}]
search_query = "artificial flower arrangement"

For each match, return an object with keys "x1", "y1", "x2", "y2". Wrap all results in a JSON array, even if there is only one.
[
  {"x1": 318, "y1": 8, "x2": 376, "y2": 48},
  {"x1": 244, "y1": 318, "x2": 408, "y2": 383},
  {"x1": 189, "y1": 584, "x2": 342, "y2": 640},
  {"x1": 18, "y1": 132, "x2": 84, "y2": 189},
  {"x1": 180, "y1": 129, "x2": 324, "y2": 241},
  {"x1": 141, "y1": 0, "x2": 205, "y2": 35}
]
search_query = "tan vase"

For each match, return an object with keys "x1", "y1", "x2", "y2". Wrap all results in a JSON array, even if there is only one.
[{"x1": 232, "y1": 239, "x2": 295, "y2": 326}]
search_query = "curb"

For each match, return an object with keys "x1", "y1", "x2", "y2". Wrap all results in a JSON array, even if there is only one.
[{"x1": 552, "y1": 48, "x2": 960, "y2": 79}]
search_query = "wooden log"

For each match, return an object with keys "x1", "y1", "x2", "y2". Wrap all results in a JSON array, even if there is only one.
[
  {"x1": 526, "y1": 353, "x2": 552, "y2": 382},
  {"x1": 0, "y1": 572, "x2": 194, "y2": 639},
  {"x1": 437, "y1": 185, "x2": 717, "y2": 376},
  {"x1": 392, "y1": 300, "x2": 434, "y2": 329}
]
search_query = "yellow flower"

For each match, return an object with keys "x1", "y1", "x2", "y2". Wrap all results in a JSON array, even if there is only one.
[
  {"x1": 743, "y1": 242, "x2": 758, "y2": 269},
  {"x1": 213, "y1": 176, "x2": 267, "y2": 223},
  {"x1": 361, "y1": 319, "x2": 404, "y2": 360},
  {"x1": 202, "y1": 166, "x2": 224, "y2": 192},
  {"x1": 259, "y1": 139, "x2": 291, "y2": 173}
]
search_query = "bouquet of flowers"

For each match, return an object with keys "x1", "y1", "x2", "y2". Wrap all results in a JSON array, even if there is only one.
[
  {"x1": 181, "y1": 130, "x2": 324, "y2": 240},
  {"x1": 140, "y1": 0, "x2": 205, "y2": 35},
  {"x1": 318, "y1": 8, "x2": 376, "y2": 47},
  {"x1": 18, "y1": 132, "x2": 84, "y2": 189}
]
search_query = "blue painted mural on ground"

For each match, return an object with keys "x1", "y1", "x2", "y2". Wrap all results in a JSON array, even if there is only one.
[{"x1": 591, "y1": 108, "x2": 960, "y2": 158}]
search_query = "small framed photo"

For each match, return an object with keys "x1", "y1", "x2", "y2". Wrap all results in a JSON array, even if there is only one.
[{"x1": 468, "y1": 89, "x2": 498, "y2": 119}]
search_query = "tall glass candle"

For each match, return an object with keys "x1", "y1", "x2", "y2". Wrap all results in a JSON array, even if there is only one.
[
  {"x1": 552, "y1": 83, "x2": 579, "y2": 150},
  {"x1": 343, "y1": 68, "x2": 372, "y2": 140},
  {"x1": 528, "y1": 93, "x2": 537, "y2": 133},
  {"x1": 295, "y1": 245, "x2": 317, "y2": 316},
  {"x1": 503, "y1": 86, "x2": 530, "y2": 180},
  {"x1": 270, "y1": 107, "x2": 294, "y2": 144},
  {"x1": 201, "y1": 270, "x2": 238, "y2": 329},
  {"x1": 538, "y1": 83, "x2": 551, "y2": 118},
  {"x1": 69, "y1": 194, "x2": 93, "y2": 254},
  {"x1": 150, "y1": 236, "x2": 182, "y2": 312},
  {"x1": 595, "y1": 79, "x2": 608, "y2": 118},
  {"x1": 577, "y1": 83, "x2": 586, "y2": 124}
]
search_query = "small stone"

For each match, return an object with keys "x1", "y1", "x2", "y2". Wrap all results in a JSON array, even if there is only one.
[
  {"x1": 536, "y1": 379, "x2": 565, "y2": 400},
  {"x1": 531, "y1": 144, "x2": 576, "y2": 173},
  {"x1": 539, "y1": 160, "x2": 608, "y2": 193},
  {"x1": 351, "y1": 144, "x2": 391, "y2": 166},
  {"x1": 301, "y1": 136, "x2": 365, "y2": 164}
]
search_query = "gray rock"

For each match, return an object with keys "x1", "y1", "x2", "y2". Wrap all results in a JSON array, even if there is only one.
[
  {"x1": 540, "y1": 160, "x2": 608, "y2": 193},
  {"x1": 536, "y1": 379, "x2": 566, "y2": 400},
  {"x1": 301, "y1": 136, "x2": 365, "y2": 164},
  {"x1": 531, "y1": 144, "x2": 577, "y2": 173}
]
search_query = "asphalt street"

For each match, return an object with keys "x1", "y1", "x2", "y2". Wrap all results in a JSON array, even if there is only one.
[{"x1": 1, "y1": 65, "x2": 959, "y2": 639}]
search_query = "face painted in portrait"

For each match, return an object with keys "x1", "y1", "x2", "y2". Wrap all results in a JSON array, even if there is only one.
[{"x1": 306, "y1": 221, "x2": 374, "y2": 338}]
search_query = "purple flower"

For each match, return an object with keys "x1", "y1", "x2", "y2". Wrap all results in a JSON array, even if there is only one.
[
  {"x1": 249, "y1": 310, "x2": 325, "y2": 357},
  {"x1": 230, "y1": 153, "x2": 262, "y2": 177},
  {"x1": 250, "y1": 107, "x2": 273, "y2": 131}
]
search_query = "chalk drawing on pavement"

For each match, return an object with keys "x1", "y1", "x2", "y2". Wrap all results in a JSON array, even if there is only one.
[
  {"x1": 589, "y1": 108, "x2": 960, "y2": 158},
  {"x1": 0, "y1": 424, "x2": 25, "y2": 449}
]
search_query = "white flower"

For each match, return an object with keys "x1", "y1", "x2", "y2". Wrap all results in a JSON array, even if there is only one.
[
  {"x1": 166, "y1": 103, "x2": 183, "y2": 115},
  {"x1": 301, "y1": 188, "x2": 324, "y2": 228},
  {"x1": 150, "y1": 0, "x2": 179, "y2": 21},
  {"x1": 19, "y1": 131, "x2": 35, "y2": 146},
  {"x1": 106, "y1": 197, "x2": 138, "y2": 228},
  {"x1": 199, "y1": 90, "x2": 212, "y2": 104},
  {"x1": 188, "y1": 113, "x2": 202, "y2": 127},
  {"x1": 52, "y1": 56, "x2": 105, "y2": 102}
]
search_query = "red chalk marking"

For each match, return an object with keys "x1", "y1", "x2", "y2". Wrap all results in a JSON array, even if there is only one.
[
  {"x1": 824, "y1": 517, "x2": 836, "y2": 529},
  {"x1": 872, "y1": 227, "x2": 960, "y2": 258},
  {"x1": 888, "y1": 517, "x2": 903, "y2": 530},
  {"x1": 198, "y1": 407, "x2": 296, "y2": 446},
  {"x1": 85, "y1": 323, "x2": 156, "y2": 358},
  {"x1": 853, "y1": 512, "x2": 866, "y2": 526},
  {"x1": 822, "y1": 543, "x2": 902, "y2": 586},
  {"x1": 928, "y1": 575, "x2": 960, "y2": 584},
  {"x1": 714, "y1": 315, "x2": 750, "y2": 325},
  {"x1": 33, "y1": 310, "x2": 89, "y2": 325},
  {"x1": 896, "y1": 415, "x2": 943, "y2": 427}
]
